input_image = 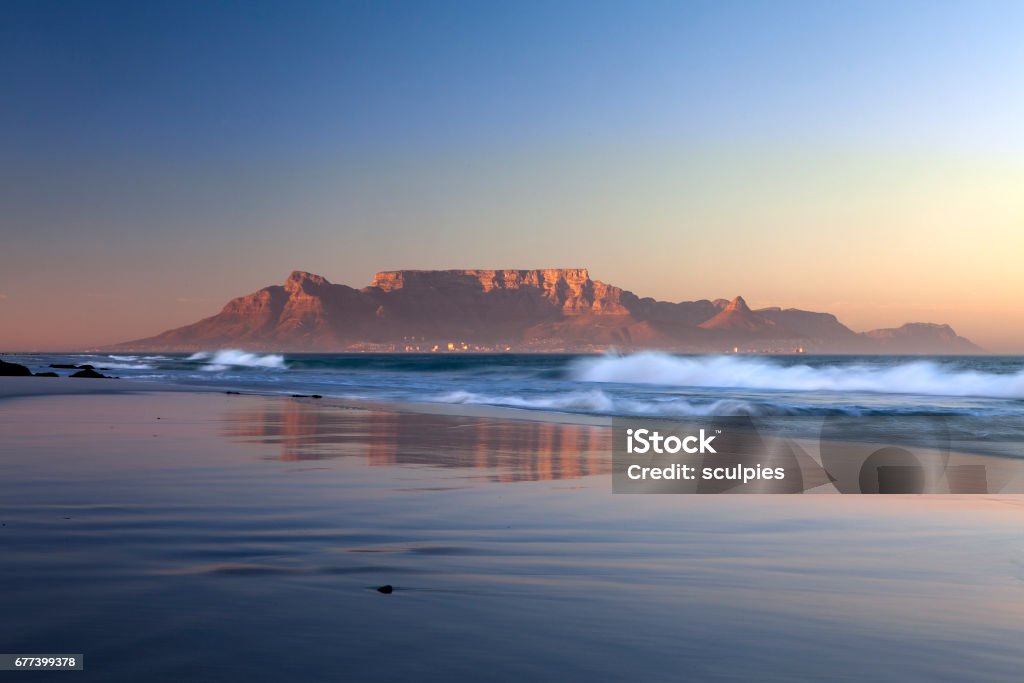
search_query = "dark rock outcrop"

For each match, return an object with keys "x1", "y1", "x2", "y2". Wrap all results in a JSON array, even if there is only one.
[
  {"x1": 70, "y1": 368, "x2": 110, "y2": 379},
  {"x1": 0, "y1": 359, "x2": 32, "y2": 376}
]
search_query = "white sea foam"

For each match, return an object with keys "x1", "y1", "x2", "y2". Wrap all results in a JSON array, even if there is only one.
[
  {"x1": 433, "y1": 389, "x2": 761, "y2": 416},
  {"x1": 188, "y1": 350, "x2": 287, "y2": 371},
  {"x1": 94, "y1": 361, "x2": 155, "y2": 370},
  {"x1": 570, "y1": 352, "x2": 1024, "y2": 399}
]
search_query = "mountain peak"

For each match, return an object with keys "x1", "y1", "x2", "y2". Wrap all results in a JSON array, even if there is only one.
[
  {"x1": 285, "y1": 271, "x2": 332, "y2": 292},
  {"x1": 724, "y1": 296, "x2": 751, "y2": 313},
  {"x1": 698, "y1": 295, "x2": 773, "y2": 332}
]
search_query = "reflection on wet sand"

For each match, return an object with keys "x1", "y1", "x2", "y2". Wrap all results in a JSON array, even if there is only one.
[{"x1": 223, "y1": 398, "x2": 611, "y2": 482}]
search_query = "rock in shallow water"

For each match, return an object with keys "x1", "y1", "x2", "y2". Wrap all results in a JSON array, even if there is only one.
[
  {"x1": 70, "y1": 368, "x2": 111, "y2": 379},
  {"x1": 0, "y1": 359, "x2": 32, "y2": 376}
]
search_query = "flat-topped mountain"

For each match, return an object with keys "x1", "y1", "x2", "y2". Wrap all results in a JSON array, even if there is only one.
[{"x1": 110, "y1": 269, "x2": 981, "y2": 353}]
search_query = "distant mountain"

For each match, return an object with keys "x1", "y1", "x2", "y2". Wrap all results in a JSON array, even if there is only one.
[
  {"x1": 698, "y1": 296, "x2": 776, "y2": 332},
  {"x1": 109, "y1": 269, "x2": 982, "y2": 354},
  {"x1": 755, "y1": 307, "x2": 859, "y2": 342},
  {"x1": 862, "y1": 323, "x2": 979, "y2": 354}
]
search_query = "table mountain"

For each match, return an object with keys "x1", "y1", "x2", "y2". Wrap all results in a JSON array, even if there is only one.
[{"x1": 109, "y1": 269, "x2": 981, "y2": 353}]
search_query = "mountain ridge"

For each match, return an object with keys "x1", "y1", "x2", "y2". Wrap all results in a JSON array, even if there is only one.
[{"x1": 109, "y1": 269, "x2": 982, "y2": 354}]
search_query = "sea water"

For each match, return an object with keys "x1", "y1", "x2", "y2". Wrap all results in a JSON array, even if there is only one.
[{"x1": 7, "y1": 351, "x2": 1024, "y2": 418}]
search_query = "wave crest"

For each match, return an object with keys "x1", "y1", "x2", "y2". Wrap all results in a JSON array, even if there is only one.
[
  {"x1": 95, "y1": 361, "x2": 155, "y2": 370},
  {"x1": 569, "y1": 352, "x2": 1024, "y2": 399},
  {"x1": 433, "y1": 389, "x2": 765, "y2": 416},
  {"x1": 187, "y1": 350, "x2": 287, "y2": 371}
]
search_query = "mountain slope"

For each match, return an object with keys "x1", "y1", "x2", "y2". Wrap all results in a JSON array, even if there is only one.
[
  {"x1": 698, "y1": 296, "x2": 776, "y2": 332},
  {"x1": 861, "y1": 323, "x2": 981, "y2": 354},
  {"x1": 109, "y1": 269, "x2": 981, "y2": 353}
]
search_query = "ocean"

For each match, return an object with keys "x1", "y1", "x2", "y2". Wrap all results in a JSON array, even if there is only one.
[{"x1": 9, "y1": 350, "x2": 1024, "y2": 418}]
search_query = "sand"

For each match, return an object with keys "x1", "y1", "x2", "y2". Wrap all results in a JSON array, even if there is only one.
[
  {"x1": 0, "y1": 376, "x2": 201, "y2": 401},
  {"x1": 2, "y1": 383, "x2": 1024, "y2": 680}
]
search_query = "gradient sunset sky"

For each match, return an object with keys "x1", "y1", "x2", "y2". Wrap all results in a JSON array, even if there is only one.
[{"x1": 2, "y1": 0, "x2": 1022, "y2": 351}]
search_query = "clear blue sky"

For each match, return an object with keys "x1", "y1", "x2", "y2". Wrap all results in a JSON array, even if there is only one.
[{"x1": 2, "y1": 0, "x2": 1022, "y2": 349}]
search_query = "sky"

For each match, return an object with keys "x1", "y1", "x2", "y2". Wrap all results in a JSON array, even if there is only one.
[{"x1": 1, "y1": 0, "x2": 1022, "y2": 351}]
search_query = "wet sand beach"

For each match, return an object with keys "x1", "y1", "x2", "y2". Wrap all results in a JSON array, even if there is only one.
[{"x1": 1, "y1": 382, "x2": 1023, "y2": 681}]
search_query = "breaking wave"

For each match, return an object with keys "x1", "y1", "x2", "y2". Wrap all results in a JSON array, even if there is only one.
[
  {"x1": 187, "y1": 350, "x2": 287, "y2": 371},
  {"x1": 433, "y1": 389, "x2": 764, "y2": 416},
  {"x1": 94, "y1": 361, "x2": 156, "y2": 370},
  {"x1": 570, "y1": 352, "x2": 1024, "y2": 399}
]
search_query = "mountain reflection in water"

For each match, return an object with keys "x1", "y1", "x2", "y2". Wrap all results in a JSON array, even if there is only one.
[{"x1": 223, "y1": 400, "x2": 611, "y2": 482}]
